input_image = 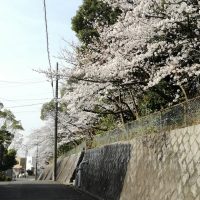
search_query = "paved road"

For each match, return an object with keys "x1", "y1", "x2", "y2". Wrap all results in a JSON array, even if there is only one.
[{"x1": 0, "y1": 181, "x2": 97, "y2": 200}]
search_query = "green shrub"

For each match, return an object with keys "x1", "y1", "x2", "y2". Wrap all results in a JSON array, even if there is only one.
[
  {"x1": 5, "y1": 177, "x2": 11, "y2": 181},
  {"x1": 0, "y1": 172, "x2": 6, "y2": 181}
]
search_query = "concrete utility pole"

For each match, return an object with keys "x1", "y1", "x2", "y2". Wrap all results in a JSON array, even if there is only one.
[
  {"x1": 53, "y1": 63, "x2": 59, "y2": 181},
  {"x1": 35, "y1": 142, "x2": 39, "y2": 180},
  {"x1": 24, "y1": 146, "x2": 28, "y2": 177}
]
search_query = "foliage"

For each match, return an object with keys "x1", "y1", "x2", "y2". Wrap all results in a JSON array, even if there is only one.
[
  {"x1": 95, "y1": 114, "x2": 117, "y2": 135},
  {"x1": 0, "y1": 103, "x2": 23, "y2": 172},
  {"x1": 57, "y1": 138, "x2": 83, "y2": 156},
  {"x1": 0, "y1": 171, "x2": 6, "y2": 181},
  {"x1": 40, "y1": 100, "x2": 55, "y2": 120},
  {"x1": 64, "y1": 0, "x2": 200, "y2": 131},
  {"x1": 0, "y1": 149, "x2": 17, "y2": 171},
  {"x1": 0, "y1": 171, "x2": 12, "y2": 181},
  {"x1": 40, "y1": 100, "x2": 67, "y2": 120},
  {"x1": 26, "y1": 124, "x2": 54, "y2": 168},
  {"x1": 0, "y1": 130, "x2": 13, "y2": 148},
  {"x1": 0, "y1": 109, "x2": 23, "y2": 131},
  {"x1": 38, "y1": 0, "x2": 200, "y2": 157},
  {"x1": 72, "y1": 0, "x2": 121, "y2": 45},
  {"x1": 138, "y1": 79, "x2": 181, "y2": 116}
]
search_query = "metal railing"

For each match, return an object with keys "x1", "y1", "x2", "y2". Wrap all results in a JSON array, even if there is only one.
[
  {"x1": 92, "y1": 96, "x2": 200, "y2": 148},
  {"x1": 60, "y1": 141, "x2": 86, "y2": 158}
]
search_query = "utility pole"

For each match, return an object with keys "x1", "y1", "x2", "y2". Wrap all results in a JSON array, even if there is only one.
[
  {"x1": 53, "y1": 63, "x2": 59, "y2": 181},
  {"x1": 24, "y1": 146, "x2": 28, "y2": 178},
  {"x1": 35, "y1": 142, "x2": 39, "y2": 180}
]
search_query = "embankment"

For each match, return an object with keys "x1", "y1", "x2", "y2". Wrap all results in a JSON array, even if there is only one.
[{"x1": 40, "y1": 124, "x2": 200, "y2": 200}]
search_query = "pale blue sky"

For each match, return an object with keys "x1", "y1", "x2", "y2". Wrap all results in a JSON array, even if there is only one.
[{"x1": 0, "y1": 0, "x2": 82, "y2": 135}]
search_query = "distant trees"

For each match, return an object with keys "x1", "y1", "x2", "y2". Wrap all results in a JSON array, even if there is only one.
[{"x1": 26, "y1": 124, "x2": 54, "y2": 168}]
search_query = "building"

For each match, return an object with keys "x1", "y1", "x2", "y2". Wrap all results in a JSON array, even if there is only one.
[
  {"x1": 26, "y1": 156, "x2": 36, "y2": 172},
  {"x1": 13, "y1": 157, "x2": 26, "y2": 177}
]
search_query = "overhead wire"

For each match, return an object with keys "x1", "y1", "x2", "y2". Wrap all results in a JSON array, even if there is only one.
[
  {"x1": 0, "y1": 1, "x2": 57, "y2": 124},
  {"x1": 7, "y1": 102, "x2": 45, "y2": 109},
  {"x1": 14, "y1": 110, "x2": 40, "y2": 114},
  {"x1": 43, "y1": 0, "x2": 55, "y2": 98},
  {"x1": 0, "y1": 80, "x2": 46, "y2": 84},
  {"x1": 0, "y1": 84, "x2": 49, "y2": 89},
  {"x1": 1, "y1": 98, "x2": 52, "y2": 113},
  {"x1": 0, "y1": 97, "x2": 51, "y2": 102},
  {"x1": 0, "y1": 80, "x2": 51, "y2": 89}
]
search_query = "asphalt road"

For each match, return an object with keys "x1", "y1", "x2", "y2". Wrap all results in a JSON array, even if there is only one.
[{"x1": 0, "y1": 181, "x2": 98, "y2": 200}]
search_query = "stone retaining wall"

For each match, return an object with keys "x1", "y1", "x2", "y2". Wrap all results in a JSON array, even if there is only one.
[
  {"x1": 39, "y1": 153, "x2": 81, "y2": 184},
  {"x1": 41, "y1": 124, "x2": 200, "y2": 200},
  {"x1": 78, "y1": 124, "x2": 200, "y2": 200},
  {"x1": 120, "y1": 124, "x2": 200, "y2": 200},
  {"x1": 80, "y1": 144, "x2": 131, "y2": 200}
]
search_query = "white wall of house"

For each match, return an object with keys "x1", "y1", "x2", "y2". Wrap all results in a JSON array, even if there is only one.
[{"x1": 26, "y1": 156, "x2": 36, "y2": 171}]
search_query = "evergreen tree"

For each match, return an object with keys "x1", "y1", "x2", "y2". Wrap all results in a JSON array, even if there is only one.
[
  {"x1": 0, "y1": 103, "x2": 23, "y2": 173},
  {"x1": 72, "y1": 0, "x2": 121, "y2": 45}
]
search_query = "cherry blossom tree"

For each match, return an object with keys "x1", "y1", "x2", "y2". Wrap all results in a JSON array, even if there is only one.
[
  {"x1": 69, "y1": 0, "x2": 200, "y2": 112},
  {"x1": 26, "y1": 121, "x2": 54, "y2": 167},
  {"x1": 101, "y1": 0, "x2": 200, "y2": 98},
  {"x1": 34, "y1": 0, "x2": 200, "y2": 156}
]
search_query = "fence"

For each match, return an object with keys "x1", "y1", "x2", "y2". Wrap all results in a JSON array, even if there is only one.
[
  {"x1": 60, "y1": 141, "x2": 86, "y2": 158},
  {"x1": 92, "y1": 96, "x2": 200, "y2": 148}
]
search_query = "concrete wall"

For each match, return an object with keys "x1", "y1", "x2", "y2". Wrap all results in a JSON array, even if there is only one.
[
  {"x1": 38, "y1": 164, "x2": 53, "y2": 180},
  {"x1": 79, "y1": 144, "x2": 131, "y2": 200},
  {"x1": 56, "y1": 153, "x2": 81, "y2": 184},
  {"x1": 40, "y1": 124, "x2": 200, "y2": 200},
  {"x1": 39, "y1": 152, "x2": 81, "y2": 184},
  {"x1": 120, "y1": 124, "x2": 200, "y2": 200},
  {"x1": 78, "y1": 124, "x2": 200, "y2": 200}
]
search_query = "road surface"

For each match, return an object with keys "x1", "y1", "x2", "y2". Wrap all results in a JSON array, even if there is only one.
[{"x1": 0, "y1": 181, "x2": 98, "y2": 200}]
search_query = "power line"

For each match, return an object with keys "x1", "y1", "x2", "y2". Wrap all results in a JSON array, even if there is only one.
[
  {"x1": 43, "y1": 0, "x2": 54, "y2": 97},
  {"x1": 0, "y1": 80, "x2": 49, "y2": 89},
  {"x1": 0, "y1": 83, "x2": 49, "y2": 89},
  {"x1": 0, "y1": 80, "x2": 45, "y2": 84},
  {"x1": 0, "y1": 97, "x2": 51, "y2": 102},
  {"x1": 7, "y1": 103, "x2": 45, "y2": 109},
  {"x1": 14, "y1": 110, "x2": 40, "y2": 114}
]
